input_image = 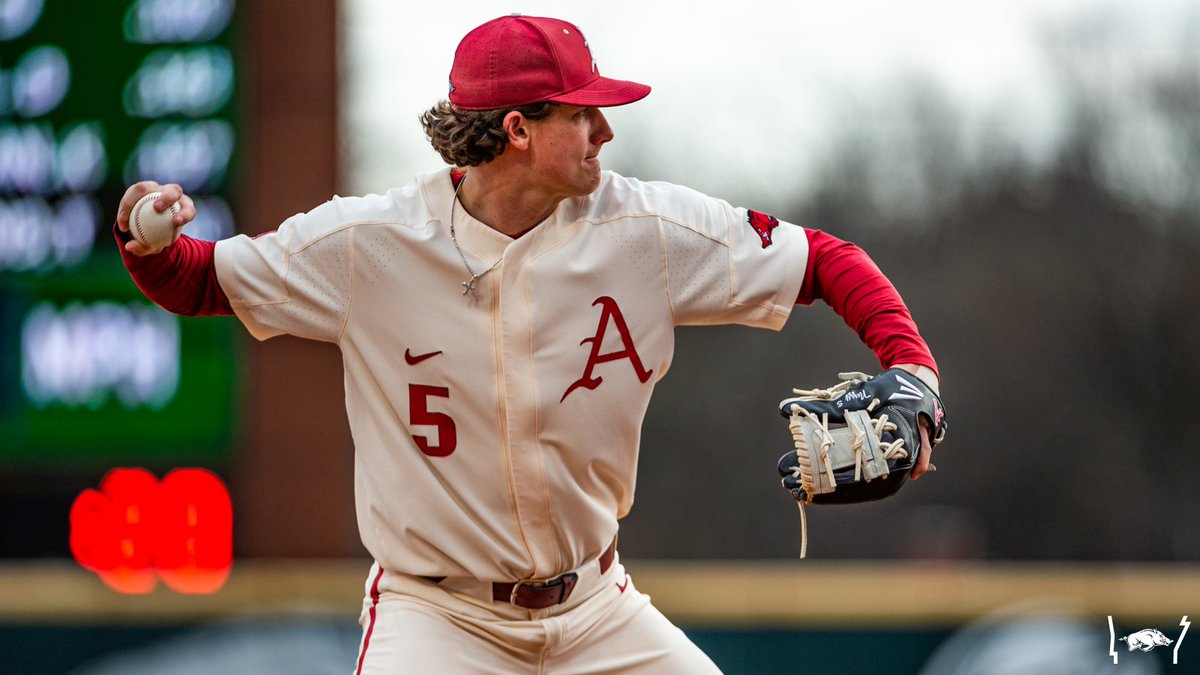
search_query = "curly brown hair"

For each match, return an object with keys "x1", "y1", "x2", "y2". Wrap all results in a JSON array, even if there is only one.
[{"x1": 420, "y1": 100, "x2": 558, "y2": 167}]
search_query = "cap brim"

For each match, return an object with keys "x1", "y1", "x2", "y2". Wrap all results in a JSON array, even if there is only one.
[{"x1": 548, "y1": 76, "x2": 651, "y2": 108}]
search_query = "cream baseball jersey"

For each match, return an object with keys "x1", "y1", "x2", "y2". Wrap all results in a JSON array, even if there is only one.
[{"x1": 214, "y1": 167, "x2": 808, "y2": 581}]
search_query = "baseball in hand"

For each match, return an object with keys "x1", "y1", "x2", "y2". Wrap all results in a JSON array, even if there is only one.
[{"x1": 130, "y1": 192, "x2": 183, "y2": 251}]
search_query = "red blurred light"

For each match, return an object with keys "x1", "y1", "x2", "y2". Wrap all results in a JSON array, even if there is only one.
[
  {"x1": 69, "y1": 468, "x2": 232, "y2": 595},
  {"x1": 155, "y1": 469, "x2": 232, "y2": 594}
]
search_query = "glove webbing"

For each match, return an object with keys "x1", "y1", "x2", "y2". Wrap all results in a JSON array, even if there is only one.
[{"x1": 784, "y1": 398, "x2": 908, "y2": 559}]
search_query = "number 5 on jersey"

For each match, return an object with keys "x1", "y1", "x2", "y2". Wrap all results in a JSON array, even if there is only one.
[{"x1": 409, "y1": 384, "x2": 457, "y2": 457}]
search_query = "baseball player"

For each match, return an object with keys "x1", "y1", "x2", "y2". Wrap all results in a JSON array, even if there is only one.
[{"x1": 115, "y1": 15, "x2": 941, "y2": 674}]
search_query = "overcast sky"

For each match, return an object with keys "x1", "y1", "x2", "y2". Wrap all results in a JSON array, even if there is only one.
[{"x1": 341, "y1": 0, "x2": 1198, "y2": 215}]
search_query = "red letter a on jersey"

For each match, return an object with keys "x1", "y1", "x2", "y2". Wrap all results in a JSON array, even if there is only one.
[{"x1": 561, "y1": 296, "x2": 654, "y2": 403}]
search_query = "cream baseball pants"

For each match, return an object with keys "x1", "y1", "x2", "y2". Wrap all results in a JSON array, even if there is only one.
[{"x1": 354, "y1": 553, "x2": 722, "y2": 674}]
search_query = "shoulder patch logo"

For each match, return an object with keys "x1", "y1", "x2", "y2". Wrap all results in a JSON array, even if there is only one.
[{"x1": 747, "y1": 210, "x2": 780, "y2": 249}]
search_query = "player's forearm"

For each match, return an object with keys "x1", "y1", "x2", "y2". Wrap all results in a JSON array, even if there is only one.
[
  {"x1": 798, "y1": 228, "x2": 938, "y2": 378},
  {"x1": 114, "y1": 223, "x2": 233, "y2": 317}
]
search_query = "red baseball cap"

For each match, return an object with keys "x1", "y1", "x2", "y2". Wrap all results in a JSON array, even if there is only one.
[{"x1": 449, "y1": 15, "x2": 651, "y2": 111}]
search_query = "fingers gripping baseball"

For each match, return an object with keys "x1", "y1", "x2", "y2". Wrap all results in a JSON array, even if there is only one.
[{"x1": 117, "y1": 182, "x2": 197, "y2": 256}]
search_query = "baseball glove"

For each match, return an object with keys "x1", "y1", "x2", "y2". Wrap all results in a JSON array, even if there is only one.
[{"x1": 776, "y1": 368, "x2": 947, "y2": 557}]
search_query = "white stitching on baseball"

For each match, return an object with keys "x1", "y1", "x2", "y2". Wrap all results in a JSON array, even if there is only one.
[
  {"x1": 133, "y1": 195, "x2": 179, "y2": 249},
  {"x1": 133, "y1": 202, "x2": 148, "y2": 245}
]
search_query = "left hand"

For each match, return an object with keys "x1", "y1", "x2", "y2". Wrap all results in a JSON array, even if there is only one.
[
  {"x1": 894, "y1": 364, "x2": 936, "y2": 480},
  {"x1": 911, "y1": 417, "x2": 934, "y2": 480}
]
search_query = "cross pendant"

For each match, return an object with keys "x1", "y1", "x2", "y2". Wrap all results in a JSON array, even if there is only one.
[{"x1": 461, "y1": 277, "x2": 478, "y2": 296}]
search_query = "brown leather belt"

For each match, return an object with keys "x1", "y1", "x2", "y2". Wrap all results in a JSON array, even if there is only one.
[{"x1": 454, "y1": 539, "x2": 616, "y2": 610}]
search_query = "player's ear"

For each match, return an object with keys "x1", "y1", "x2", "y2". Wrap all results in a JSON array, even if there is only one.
[{"x1": 502, "y1": 111, "x2": 531, "y2": 151}]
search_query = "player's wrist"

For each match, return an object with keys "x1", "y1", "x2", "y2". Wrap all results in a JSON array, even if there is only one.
[{"x1": 892, "y1": 363, "x2": 939, "y2": 395}]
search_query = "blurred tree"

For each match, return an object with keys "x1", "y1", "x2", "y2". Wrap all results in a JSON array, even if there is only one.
[{"x1": 626, "y1": 6, "x2": 1200, "y2": 561}]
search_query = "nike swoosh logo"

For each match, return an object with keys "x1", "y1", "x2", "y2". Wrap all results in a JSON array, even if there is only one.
[
  {"x1": 616, "y1": 575, "x2": 630, "y2": 594},
  {"x1": 404, "y1": 348, "x2": 443, "y2": 365}
]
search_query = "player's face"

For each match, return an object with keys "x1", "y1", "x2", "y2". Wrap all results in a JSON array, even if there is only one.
[{"x1": 527, "y1": 104, "x2": 614, "y2": 198}]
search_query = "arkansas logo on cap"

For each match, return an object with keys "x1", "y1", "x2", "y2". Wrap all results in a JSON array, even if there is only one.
[
  {"x1": 449, "y1": 15, "x2": 651, "y2": 110},
  {"x1": 747, "y1": 210, "x2": 780, "y2": 248}
]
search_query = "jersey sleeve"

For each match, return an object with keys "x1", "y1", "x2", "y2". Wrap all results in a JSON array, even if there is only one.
[
  {"x1": 213, "y1": 198, "x2": 354, "y2": 343},
  {"x1": 654, "y1": 184, "x2": 808, "y2": 329},
  {"x1": 800, "y1": 228, "x2": 939, "y2": 378},
  {"x1": 115, "y1": 225, "x2": 233, "y2": 317}
]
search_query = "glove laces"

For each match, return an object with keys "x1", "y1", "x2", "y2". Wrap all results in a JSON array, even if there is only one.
[{"x1": 783, "y1": 378, "x2": 909, "y2": 559}]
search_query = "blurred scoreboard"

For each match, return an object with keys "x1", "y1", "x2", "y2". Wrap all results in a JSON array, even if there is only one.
[{"x1": 0, "y1": 0, "x2": 240, "y2": 464}]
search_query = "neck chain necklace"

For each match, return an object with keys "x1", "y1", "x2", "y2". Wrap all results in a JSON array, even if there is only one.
[{"x1": 448, "y1": 175, "x2": 502, "y2": 296}]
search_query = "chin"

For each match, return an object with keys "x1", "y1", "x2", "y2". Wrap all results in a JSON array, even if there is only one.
[
  {"x1": 562, "y1": 174, "x2": 601, "y2": 198},
  {"x1": 583, "y1": 164, "x2": 603, "y2": 190}
]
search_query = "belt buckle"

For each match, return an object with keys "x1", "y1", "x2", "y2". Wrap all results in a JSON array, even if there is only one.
[{"x1": 509, "y1": 572, "x2": 578, "y2": 607}]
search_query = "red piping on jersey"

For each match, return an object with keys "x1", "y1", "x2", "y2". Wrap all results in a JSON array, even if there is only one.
[
  {"x1": 114, "y1": 223, "x2": 233, "y2": 316},
  {"x1": 798, "y1": 228, "x2": 938, "y2": 377},
  {"x1": 355, "y1": 566, "x2": 385, "y2": 675}
]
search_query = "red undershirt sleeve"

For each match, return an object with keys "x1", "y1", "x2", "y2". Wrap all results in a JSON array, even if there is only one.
[
  {"x1": 114, "y1": 222, "x2": 233, "y2": 317},
  {"x1": 797, "y1": 227, "x2": 938, "y2": 378}
]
